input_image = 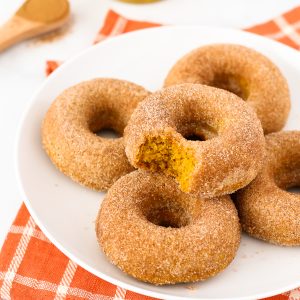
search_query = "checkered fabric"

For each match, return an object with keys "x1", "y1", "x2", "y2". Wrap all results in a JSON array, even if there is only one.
[
  {"x1": 2, "y1": 7, "x2": 300, "y2": 300},
  {"x1": 246, "y1": 6, "x2": 300, "y2": 50},
  {"x1": 0, "y1": 204, "x2": 154, "y2": 300}
]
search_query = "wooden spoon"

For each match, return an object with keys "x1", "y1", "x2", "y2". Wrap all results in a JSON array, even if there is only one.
[{"x1": 0, "y1": 0, "x2": 70, "y2": 52}]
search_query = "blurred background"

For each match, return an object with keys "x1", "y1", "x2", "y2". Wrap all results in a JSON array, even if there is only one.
[{"x1": 0, "y1": 0, "x2": 299, "y2": 248}]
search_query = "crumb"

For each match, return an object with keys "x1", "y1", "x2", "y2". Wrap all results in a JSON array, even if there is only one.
[
  {"x1": 186, "y1": 284, "x2": 197, "y2": 290},
  {"x1": 29, "y1": 17, "x2": 73, "y2": 46}
]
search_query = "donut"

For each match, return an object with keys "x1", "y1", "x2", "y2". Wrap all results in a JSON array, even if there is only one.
[
  {"x1": 164, "y1": 44, "x2": 290, "y2": 134},
  {"x1": 42, "y1": 78, "x2": 150, "y2": 190},
  {"x1": 124, "y1": 84, "x2": 265, "y2": 198},
  {"x1": 96, "y1": 170, "x2": 241, "y2": 285},
  {"x1": 235, "y1": 131, "x2": 300, "y2": 246}
]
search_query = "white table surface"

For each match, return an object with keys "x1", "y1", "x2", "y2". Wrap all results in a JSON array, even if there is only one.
[{"x1": 0, "y1": 0, "x2": 300, "y2": 249}]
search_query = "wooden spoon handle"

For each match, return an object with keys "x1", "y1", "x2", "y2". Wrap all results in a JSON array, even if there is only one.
[{"x1": 0, "y1": 16, "x2": 35, "y2": 52}]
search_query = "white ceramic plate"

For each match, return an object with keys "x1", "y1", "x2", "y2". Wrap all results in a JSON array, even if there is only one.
[{"x1": 16, "y1": 26, "x2": 300, "y2": 300}]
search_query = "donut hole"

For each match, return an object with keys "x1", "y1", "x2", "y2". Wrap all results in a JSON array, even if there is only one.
[
  {"x1": 137, "y1": 135, "x2": 196, "y2": 192},
  {"x1": 185, "y1": 134, "x2": 205, "y2": 141},
  {"x1": 95, "y1": 128, "x2": 121, "y2": 139},
  {"x1": 287, "y1": 186, "x2": 300, "y2": 194},
  {"x1": 141, "y1": 198, "x2": 191, "y2": 228},
  {"x1": 180, "y1": 122, "x2": 218, "y2": 141},
  {"x1": 273, "y1": 160, "x2": 300, "y2": 193},
  {"x1": 210, "y1": 73, "x2": 249, "y2": 99},
  {"x1": 89, "y1": 110, "x2": 124, "y2": 139}
]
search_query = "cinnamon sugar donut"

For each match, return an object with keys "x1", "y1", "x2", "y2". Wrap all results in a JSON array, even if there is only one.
[
  {"x1": 164, "y1": 44, "x2": 290, "y2": 134},
  {"x1": 235, "y1": 131, "x2": 300, "y2": 246},
  {"x1": 96, "y1": 170, "x2": 241, "y2": 285},
  {"x1": 124, "y1": 84, "x2": 265, "y2": 198},
  {"x1": 42, "y1": 78, "x2": 150, "y2": 190}
]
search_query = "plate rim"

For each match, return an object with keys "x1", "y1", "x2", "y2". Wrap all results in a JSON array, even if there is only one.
[{"x1": 15, "y1": 25, "x2": 300, "y2": 300}]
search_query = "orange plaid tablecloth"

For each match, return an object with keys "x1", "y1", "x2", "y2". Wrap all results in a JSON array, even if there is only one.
[{"x1": 1, "y1": 6, "x2": 300, "y2": 300}]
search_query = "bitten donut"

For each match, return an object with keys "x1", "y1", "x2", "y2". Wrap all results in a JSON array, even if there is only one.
[
  {"x1": 124, "y1": 84, "x2": 265, "y2": 198},
  {"x1": 96, "y1": 170, "x2": 241, "y2": 285},
  {"x1": 164, "y1": 44, "x2": 290, "y2": 133},
  {"x1": 235, "y1": 131, "x2": 300, "y2": 246},
  {"x1": 42, "y1": 78, "x2": 150, "y2": 190}
]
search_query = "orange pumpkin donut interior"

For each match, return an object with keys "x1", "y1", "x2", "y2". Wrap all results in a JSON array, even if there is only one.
[{"x1": 137, "y1": 135, "x2": 196, "y2": 191}]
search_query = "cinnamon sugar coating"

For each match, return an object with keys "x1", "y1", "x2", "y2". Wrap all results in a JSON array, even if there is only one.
[
  {"x1": 96, "y1": 170, "x2": 241, "y2": 285},
  {"x1": 235, "y1": 131, "x2": 300, "y2": 246},
  {"x1": 164, "y1": 44, "x2": 290, "y2": 134},
  {"x1": 42, "y1": 78, "x2": 150, "y2": 190},
  {"x1": 124, "y1": 84, "x2": 265, "y2": 198}
]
